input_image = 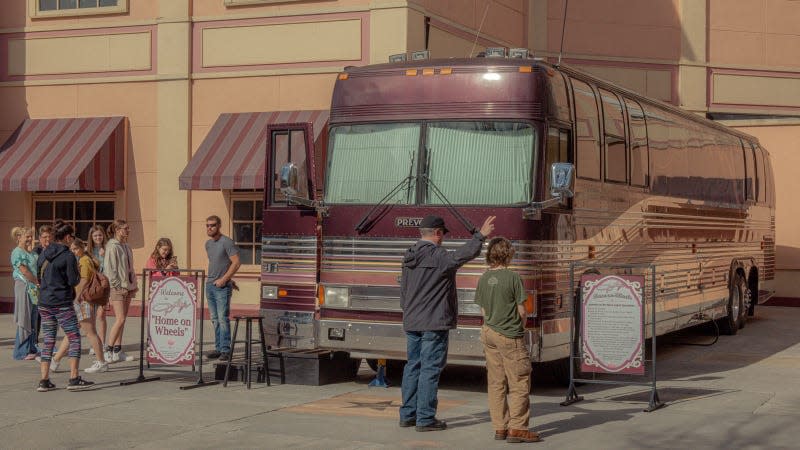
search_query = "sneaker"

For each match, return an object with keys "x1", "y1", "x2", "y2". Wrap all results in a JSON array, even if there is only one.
[
  {"x1": 67, "y1": 376, "x2": 95, "y2": 391},
  {"x1": 37, "y1": 379, "x2": 56, "y2": 392},
  {"x1": 399, "y1": 418, "x2": 416, "y2": 428},
  {"x1": 507, "y1": 429, "x2": 541, "y2": 443},
  {"x1": 35, "y1": 355, "x2": 42, "y2": 363},
  {"x1": 113, "y1": 351, "x2": 134, "y2": 362},
  {"x1": 218, "y1": 352, "x2": 231, "y2": 361},
  {"x1": 84, "y1": 360, "x2": 109, "y2": 374},
  {"x1": 205, "y1": 350, "x2": 221, "y2": 359},
  {"x1": 416, "y1": 419, "x2": 447, "y2": 432},
  {"x1": 104, "y1": 350, "x2": 115, "y2": 363},
  {"x1": 50, "y1": 359, "x2": 61, "y2": 373}
]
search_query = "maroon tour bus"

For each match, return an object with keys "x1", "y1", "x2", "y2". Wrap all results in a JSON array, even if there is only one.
[{"x1": 261, "y1": 54, "x2": 776, "y2": 378}]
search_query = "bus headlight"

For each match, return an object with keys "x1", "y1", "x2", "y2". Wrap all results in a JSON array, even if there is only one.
[
  {"x1": 324, "y1": 286, "x2": 350, "y2": 308},
  {"x1": 262, "y1": 285, "x2": 278, "y2": 299}
]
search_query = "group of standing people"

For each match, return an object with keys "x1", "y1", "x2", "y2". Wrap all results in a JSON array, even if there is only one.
[
  {"x1": 10, "y1": 219, "x2": 141, "y2": 391},
  {"x1": 399, "y1": 215, "x2": 541, "y2": 443}
]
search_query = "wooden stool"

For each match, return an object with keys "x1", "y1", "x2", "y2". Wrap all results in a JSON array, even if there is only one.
[{"x1": 223, "y1": 315, "x2": 270, "y2": 389}]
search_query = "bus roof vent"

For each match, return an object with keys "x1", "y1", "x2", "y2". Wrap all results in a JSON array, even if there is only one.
[
  {"x1": 389, "y1": 53, "x2": 407, "y2": 63},
  {"x1": 509, "y1": 48, "x2": 531, "y2": 58},
  {"x1": 411, "y1": 50, "x2": 430, "y2": 60},
  {"x1": 485, "y1": 47, "x2": 507, "y2": 58}
]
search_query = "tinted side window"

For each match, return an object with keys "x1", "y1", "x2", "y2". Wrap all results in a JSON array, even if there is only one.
[
  {"x1": 571, "y1": 79, "x2": 600, "y2": 180},
  {"x1": 743, "y1": 141, "x2": 756, "y2": 201},
  {"x1": 625, "y1": 98, "x2": 649, "y2": 187},
  {"x1": 754, "y1": 145, "x2": 767, "y2": 203},
  {"x1": 548, "y1": 72, "x2": 571, "y2": 122},
  {"x1": 600, "y1": 89, "x2": 626, "y2": 183},
  {"x1": 546, "y1": 127, "x2": 570, "y2": 187}
]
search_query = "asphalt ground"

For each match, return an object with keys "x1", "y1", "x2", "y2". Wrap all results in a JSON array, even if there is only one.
[{"x1": 0, "y1": 306, "x2": 798, "y2": 449}]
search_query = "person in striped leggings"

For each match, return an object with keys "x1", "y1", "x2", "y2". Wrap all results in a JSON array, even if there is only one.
[{"x1": 36, "y1": 220, "x2": 94, "y2": 392}]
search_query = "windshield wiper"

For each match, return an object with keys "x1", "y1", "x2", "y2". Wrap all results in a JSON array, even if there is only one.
[
  {"x1": 354, "y1": 175, "x2": 415, "y2": 233},
  {"x1": 423, "y1": 174, "x2": 478, "y2": 234}
]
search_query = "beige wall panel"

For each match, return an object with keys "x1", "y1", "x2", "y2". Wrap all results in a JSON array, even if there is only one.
[
  {"x1": 494, "y1": 0, "x2": 526, "y2": 12},
  {"x1": 765, "y1": 0, "x2": 800, "y2": 35},
  {"x1": 0, "y1": 1, "x2": 27, "y2": 29},
  {"x1": 678, "y1": 65, "x2": 707, "y2": 111},
  {"x1": 191, "y1": 125, "x2": 211, "y2": 154},
  {"x1": 734, "y1": 125, "x2": 800, "y2": 271},
  {"x1": 410, "y1": 0, "x2": 478, "y2": 29},
  {"x1": 546, "y1": 19, "x2": 680, "y2": 60},
  {"x1": 277, "y1": 73, "x2": 337, "y2": 109},
  {"x1": 191, "y1": 0, "x2": 371, "y2": 18},
  {"x1": 714, "y1": 74, "x2": 800, "y2": 108},
  {"x1": 127, "y1": 219, "x2": 156, "y2": 269},
  {"x1": 191, "y1": 77, "x2": 279, "y2": 126},
  {"x1": 478, "y1": 0, "x2": 525, "y2": 45},
  {"x1": 0, "y1": 86, "x2": 29, "y2": 132},
  {"x1": 529, "y1": 0, "x2": 547, "y2": 52},
  {"x1": 680, "y1": 0, "x2": 706, "y2": 63},
  {"x1": 24, "y1": 85, "x2": 78, "y2": 118},
  {"x1": 573, "y1": 64, "x2": 673, "y2": 102},
  {"x1": 709, "y1": 0, "x2": 765, "y2": 32},
  {"x1": 428, "y1": 26, "x2": 486, "y2": 59},
  {"x1": 202, "y1": 20, "x2": 362, "y2": 67},
  {"x1": 0, "y1": 193, "x2": 28, "y2": 221},
  {"x1": 547, "y1": 0, "x2": 680, "y2": 28},
  {"x1": 189, "y1": 190, "x2": 228, "y2": 269},
  {"x1": 406, "y1": 8, "x2": 426, "y2": 58},
  {"x1": 709, "y1": 30, "x2": 765, "y2": 66},
  {"x1": 159, "y1": 0, "x2": 190, "y2": 18},
  {"x1": 126, "y1": 172, "x2": 157, "y2": 222},
  {"x1": 76, "y1": 82, "x2": 157, "y2": 127},
  {"x1": 8, "y1": 33, "x2": 151, "y2": 76},
  {"x1": 765, "y1": 34, "x2": 800, "y2": 69},
  {"x1": 774, "y1": 270, "x2": 800, "y2": 298},
  {"x1": 129, "y1": 126, "x2": 158, "y2": 174},
  {"x1": 369, "y1": 7, "x2": 408, "y2": 64},
  {"x1": 157, "y1": 22, "x2": 190, "y2": 76}
]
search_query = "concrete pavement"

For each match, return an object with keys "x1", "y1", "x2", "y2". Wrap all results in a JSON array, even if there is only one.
[{"x1": 0, "y1": 306, "x2": 798, "y2": 449}]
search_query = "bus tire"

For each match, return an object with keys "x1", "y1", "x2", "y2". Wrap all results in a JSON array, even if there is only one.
[
  {"x1": 739, "y1": 276, "x2": 752, "y2": 329},
  {"x1": 719, "y1": 274, "x2": 745, "y2": 335}
]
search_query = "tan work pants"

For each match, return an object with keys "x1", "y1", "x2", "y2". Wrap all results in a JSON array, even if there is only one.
[{"x1": 480, "y1": 325, "x2": 531, "y2": 431}]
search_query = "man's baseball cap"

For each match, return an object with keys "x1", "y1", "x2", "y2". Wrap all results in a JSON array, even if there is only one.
[{"x1": 419, "y1": 215, "x2": 449, "y2": 234}]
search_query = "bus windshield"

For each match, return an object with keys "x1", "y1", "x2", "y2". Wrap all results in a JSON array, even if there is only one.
[{"x1": 325, "y1": 121, "x2": 536, "y2": 205}]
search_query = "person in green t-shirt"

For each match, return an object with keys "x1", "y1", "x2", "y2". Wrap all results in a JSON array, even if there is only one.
[{"x1": 475, "y1": 237, "x2": 540, "y2": 443}]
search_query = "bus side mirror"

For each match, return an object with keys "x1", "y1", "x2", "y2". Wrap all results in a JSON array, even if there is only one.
[
  {"x1": 279, "y1": 163, "x2": 299, "y2": 197},
  {"x1": 550, "y1": 162, "x2": 575, "y2": 199}
]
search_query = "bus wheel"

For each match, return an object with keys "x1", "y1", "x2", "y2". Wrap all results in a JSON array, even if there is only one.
[
  {"x1": 739, "y1": 278, "x2": 752, "y2": 329},
  {"x1": 720, "y1": 274, "x2": 745, "y2": 335}
]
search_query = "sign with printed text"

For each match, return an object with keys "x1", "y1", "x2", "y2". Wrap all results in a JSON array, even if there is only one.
[
  {"x1": 147, "y1": 275, "x2": 197, "y2": 366},
  {"x1": 580, "y1": 274, "x2": 645, "y2": 375}
]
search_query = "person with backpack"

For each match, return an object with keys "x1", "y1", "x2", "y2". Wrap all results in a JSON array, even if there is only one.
[
  {"x1": 36, "y1": 220, "x2": 94, "y2": 391},
  {"x1": 50, "y1": 238, "x2": 109, "y2": 374}
]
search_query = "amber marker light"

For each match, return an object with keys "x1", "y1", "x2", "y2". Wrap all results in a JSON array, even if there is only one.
[
  {"x1": 422, "y1": 68, "x2": 434, "y2": 76},
  {"x1": 406, "y1": 69, "x2": 418, "y2": 76},
  {"x1": 278, "y1": 289, "x2": 288, "y2": 297},
  {"x1": 519, "y1": 65, "x2": 533, "y2": 73},
  {"x1": 317, "y1": 285, "x2": 325, "y2": 306},
  {"x1": 440, "y1": 67, "x2": 452, "y2": 75},
  {"x1": 525, "y1": 292, "x2": 536, "y2": 315},
  {"x1": 337, "y1": 73, "x2": 349, "y2": 80}
]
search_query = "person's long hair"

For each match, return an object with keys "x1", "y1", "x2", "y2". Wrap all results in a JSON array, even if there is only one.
[
  {"x1": 107, "y1": 219, "x2": 127, "y2": 240},
  {"x1": 149, "y1": 238, "x2": 175, "y2": 269}
]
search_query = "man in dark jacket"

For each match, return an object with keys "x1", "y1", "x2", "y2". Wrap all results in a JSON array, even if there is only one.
[
  {"x1": 399, "y1": 214, "x2": 495, "y2": 431},
  {"x1": 35, "y1": 220, "x2": 94, "y2": 392}
]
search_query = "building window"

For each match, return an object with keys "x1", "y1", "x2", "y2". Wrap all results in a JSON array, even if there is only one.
[
  {"x1": 231, "y1": 191, "x2": 263, "y2": 266},
  {"x1": 30, "y1": 0, "x2": 128, "y2": 18},
  {"x1": 33, "y1": 194, "x2": 115, "y2": 241},
  {"x1": 225, "y1": 0, "x2": 304, "y2": 6}
]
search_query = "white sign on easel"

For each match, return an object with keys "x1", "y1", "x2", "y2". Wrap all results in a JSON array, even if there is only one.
[{"x1": 147, "y1": 276, "x2": 197, "y2": 366}]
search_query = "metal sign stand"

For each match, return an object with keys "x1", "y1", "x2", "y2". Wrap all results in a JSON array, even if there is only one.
[
  {"x1": 560, "y1": 263, "x2": 664, "y2": 412},
  {"x1": 120, "y1": 269, "x2": 218, "y2": 389}
]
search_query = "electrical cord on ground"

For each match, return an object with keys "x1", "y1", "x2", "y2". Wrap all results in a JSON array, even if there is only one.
[{"x1": 668, "y1": 313, "x2": 720, "y2": 347}]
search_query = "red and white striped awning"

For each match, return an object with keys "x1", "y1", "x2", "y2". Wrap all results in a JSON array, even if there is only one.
[
  {"x1": 0, "y1": 117, "x2": 125, "y2": 191},
  {"x1": 179, "y1": 110, "x2": 329, "y2": 190}
]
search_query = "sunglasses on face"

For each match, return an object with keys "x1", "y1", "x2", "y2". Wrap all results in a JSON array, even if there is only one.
[{"x1": 206, "y1": 223, "x2": 219, "y2": 228}]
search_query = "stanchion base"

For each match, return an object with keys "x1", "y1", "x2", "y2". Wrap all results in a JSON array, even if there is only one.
[
  {"x1": 644, "y1": 390, "x2": 666, "y2": 412},
  {"x1": 179, "y1": 379, "x2": 220, "y2": 390},
  {"x1": 120, "y1": 376, "x2": 161, "y2": 386},
  {"x1": 560, "y1": 383, "x2": 584, "y2": 406}
]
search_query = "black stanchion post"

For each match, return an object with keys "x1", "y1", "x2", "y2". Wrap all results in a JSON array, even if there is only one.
[
  {"x1": 120, "y1": 269, "x2": 161, "y2": 385},
  {"x1": 180, "y1": 270, "x2": 219, "y2": 390}
]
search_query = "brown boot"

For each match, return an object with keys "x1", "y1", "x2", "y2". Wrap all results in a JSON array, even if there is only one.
[
  {"x1": 494, "y1": 429, "x2": 508, "y2": 440},
  {"x1": 507, "y1": 429, "x2": 541, "y2": 443}
]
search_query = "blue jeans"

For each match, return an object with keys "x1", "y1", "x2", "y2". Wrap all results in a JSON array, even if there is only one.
[
  {"x1": 13, "y1": 304, "x2": 39, "y2": 360},
  {"x1": 400, "y1": 330, "x2": 449, "y2": 426},
  {"x1": 206, "y1": 282, "x2": 232, "y2": 353}
]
